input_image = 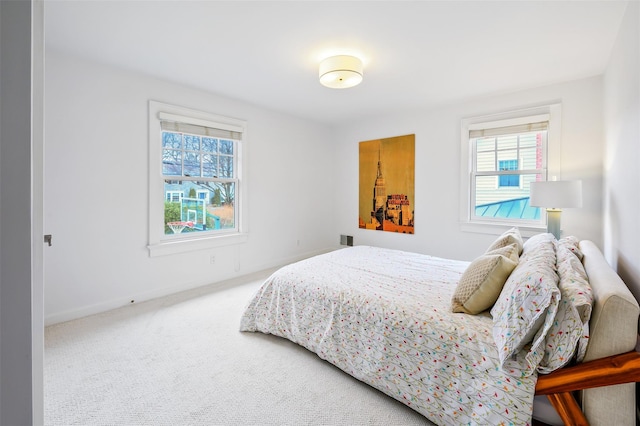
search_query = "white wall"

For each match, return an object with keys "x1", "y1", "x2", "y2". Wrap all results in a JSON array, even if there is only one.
[
  {"x1": 44, "y1": 50, "x2": 336, "y2": 324},
  {"x1": 46, "y1": 33, "x2": 626, "y2": 324},
  {"x1": 332, "y1": 76, "x2": 604, "y2": 261},
  {"x1": 603, "y1": 1, "x2": 640, "y2": 301}
]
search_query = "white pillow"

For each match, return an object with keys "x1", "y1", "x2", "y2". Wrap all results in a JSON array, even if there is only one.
[{"x1": 522, "y1": 232, "x2": 555, "y2": 254}]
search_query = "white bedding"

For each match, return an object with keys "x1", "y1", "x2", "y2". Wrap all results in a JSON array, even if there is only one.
[{"x1": 240, "y1": 246, "x2": 537, "y2": 425}]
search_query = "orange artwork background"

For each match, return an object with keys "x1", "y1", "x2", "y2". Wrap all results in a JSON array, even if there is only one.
[{"x1": 359, "y1": 134, "x2": 415, "y2": 233}]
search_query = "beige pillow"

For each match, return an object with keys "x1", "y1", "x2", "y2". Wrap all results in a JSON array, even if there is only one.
[
  {"x1": 486, "y1": 227, "x2": 523, "y2": 255},
  {"x1": 452, "y1": 243, "x2": 519, "y2": 314}
]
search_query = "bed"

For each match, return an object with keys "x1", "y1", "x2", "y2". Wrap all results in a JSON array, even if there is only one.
[{"x1": 240, "y1": 230, "x2": 640, "y2": 425}]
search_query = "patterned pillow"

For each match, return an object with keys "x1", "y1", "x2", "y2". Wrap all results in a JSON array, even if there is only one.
[
  {"x1": 536, "y1": 293, "x2": 584, "y2": 373},
  {"x1": 491, "y1": 235, "x2": 560, "y2": 375},
  {"x1": 451, "y1": 243, "x2": 519, "y2": 314},
  {"x1": 556, "y1": 237, "x2": 592, "y2": 362},
  {"x1": 486, "y1": 227, "x2": 524, "y2": 255},
  {"x1": 558, "y1": 235, "x2": 584, "y2": 261},
  {"x1": 536, "y1": 237, "x2": 592, "y2": 372}
]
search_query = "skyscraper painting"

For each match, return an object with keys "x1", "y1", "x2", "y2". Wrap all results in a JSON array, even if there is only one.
[{"x1": 359, "y1": 134, "x2": 415, "y2": 233}]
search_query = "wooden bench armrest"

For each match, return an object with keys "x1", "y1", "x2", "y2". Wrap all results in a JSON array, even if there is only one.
[
  {"x1": 536, "y1": 350, "x2": 640, "y2": 395},
  {"x1": 534, "y1": 351, "x2": 640, "y2": 425}
]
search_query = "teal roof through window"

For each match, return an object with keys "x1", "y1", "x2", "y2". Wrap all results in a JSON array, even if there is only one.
[{"x1": 475, "y1": 197, "x2": 540, "y2": 220}]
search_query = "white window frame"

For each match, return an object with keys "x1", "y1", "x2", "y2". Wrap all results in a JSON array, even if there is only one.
[
  {"x1": 459, "y1": 104, "x2": 562, "y2": 236},
  {"x1": 148, "y1": 101, "x2": 248, "y2": 257}
]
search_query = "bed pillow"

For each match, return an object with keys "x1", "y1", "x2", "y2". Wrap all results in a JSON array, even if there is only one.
[
  {"x1": 557, "y1": 237, "x2": 592, "y2": 362},
  {"x1": 537, "y1": 237, "x2": 592, "y2": 372},
  {"x1": 557, "y1": 235, "x2": 584, "y2": 261},
  {"x1": 536, "y1": 293, "x2": 584, "y2": 373},
  {"x1": 485, "y1": 227, "x2": 524, "y2": 255},
  {"x1": 491, "y1": 235, "x2": 560, "y2": 375},
  {"x1": 521, "y1": 232, "x2": 555, "y2": 255},
  {"x1": 451, "y1": 243, "x2": 519, "y2": 314}
]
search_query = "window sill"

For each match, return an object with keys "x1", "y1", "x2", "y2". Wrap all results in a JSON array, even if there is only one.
[
  {"x1": 460, "y1": 221, "x2": 546, "y2": 238},
  {"x1": 148, "y1": 232, "x2": 248, "y2": 257}
]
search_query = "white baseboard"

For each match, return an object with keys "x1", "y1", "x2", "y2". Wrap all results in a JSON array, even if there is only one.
[{"x1": 45, "y1": 246, "x2": 336, "y2": 326}]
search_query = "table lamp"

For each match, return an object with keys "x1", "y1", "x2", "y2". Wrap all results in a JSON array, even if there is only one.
[{"x1": 530, "y1": 180, "x2": 582, "y2": 239}]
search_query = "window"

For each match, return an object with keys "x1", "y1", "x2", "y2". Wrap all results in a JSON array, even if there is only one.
[
  {"x1": 460, "y1": 104, "x2": 561, "y2": 235},
  {"x1": 161, "y1": 124, "x2": 238, "y2": 234},
  {"x1": 165, "y1": 190, "x2": 183, "y2": 203},
  {"x1": 148, "y1": 101, "x2": 248, "y2": 256},
  {"x1": 498, "y1": 160, "x2": 519, "y2": 187}
]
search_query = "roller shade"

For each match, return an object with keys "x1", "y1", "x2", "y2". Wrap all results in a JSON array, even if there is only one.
[
  {"x1": 469, "y1": 120, "x2": 548, "y2": 139},
  {"x1": 159, "y1": 112, "x2": 243, "y2": 140}
]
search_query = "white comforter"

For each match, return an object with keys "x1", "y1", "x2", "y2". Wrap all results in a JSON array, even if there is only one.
[{"x1": 240, "y1": 246, "x2": 536, "y2": 425}]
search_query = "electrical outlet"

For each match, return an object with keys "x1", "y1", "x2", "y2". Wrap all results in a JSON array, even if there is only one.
[{"x1": 209, "y1": 255, "x2": 216, "y2": 265}]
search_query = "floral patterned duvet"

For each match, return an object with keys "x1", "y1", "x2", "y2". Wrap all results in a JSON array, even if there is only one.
[{"x1": 240, "y1": 246, "x2": 536, "y2": 425}]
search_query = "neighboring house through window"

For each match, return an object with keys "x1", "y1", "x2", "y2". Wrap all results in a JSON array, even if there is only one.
[
  {"x1": 148, "y1": 101, "x2": 248, "y2": 256},
  {"x1": 459, "y1": 104, "x2": 562, "y2": 235}
]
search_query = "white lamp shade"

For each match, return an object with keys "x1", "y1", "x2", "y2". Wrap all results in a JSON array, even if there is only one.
[
  {"x1": 319, "y1": 55, "x2": 363, "y2": 89},
  {"x1": 530, "y1": 180, "x2": 582, "y2": 209}
]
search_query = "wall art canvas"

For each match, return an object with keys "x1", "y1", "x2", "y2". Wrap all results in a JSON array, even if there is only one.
[{"x1": 359, "y1": 134, "x2": 415, "y2": 233}]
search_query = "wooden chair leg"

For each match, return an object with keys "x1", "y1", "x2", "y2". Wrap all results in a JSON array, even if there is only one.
[{"x1": 546, "y1": 392, "x2": 589, "y2": 426}]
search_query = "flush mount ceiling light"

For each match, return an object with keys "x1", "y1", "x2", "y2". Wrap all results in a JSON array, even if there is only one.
[{"x1": 319, "y1": 55, "x2": 363, "y2": 89}]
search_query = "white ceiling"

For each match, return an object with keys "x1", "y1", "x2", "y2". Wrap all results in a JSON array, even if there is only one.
[{"x1": 44, "y1": 1, "x2": 629, "y2": 126}]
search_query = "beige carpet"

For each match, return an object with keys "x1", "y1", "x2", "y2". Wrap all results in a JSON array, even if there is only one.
[{"x1": 44, "y1": 270, "x2": 434, "y2": 425}]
